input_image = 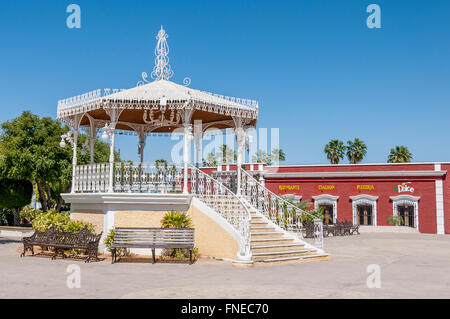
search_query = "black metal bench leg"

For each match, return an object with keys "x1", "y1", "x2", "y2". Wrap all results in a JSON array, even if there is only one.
[
  {"x1": 111, "y1": 248, "x2": 116, "y2": 264},
  {"x1": 152, "y1": 248, "x2": 155, "y2": 264},
  {"x1": 189, "y1": 249, "x2": 192, "y2": 265}
]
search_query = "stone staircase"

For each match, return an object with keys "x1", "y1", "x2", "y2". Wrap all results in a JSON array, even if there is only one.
[{"x1": 248, "y1": 206, "x2": 329, "y2": 265}]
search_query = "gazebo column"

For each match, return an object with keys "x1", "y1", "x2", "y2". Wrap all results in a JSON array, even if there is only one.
[
  {"x1": 138, "y1": 131, "x2": 146, "y2": 163},
  {"x1": 70, "y1": 114, "x2": 82, "y2": 194},
  {"x1": 183, "y1": 123, "x2": 192, "y2": 194},
  {"x1": 89, "y1": 124, "x2": 97, "y2": 165},
  {"x1": 234, "y1": 117, "x2": 246, "y2": 195},
  {"x1": 194, "y1": 120, "x2": 203, "y2": 167},
  {"x1": 71, "y1": 127, "x2": 79, "y2": 194},
  {"x1": 181, "y1": 108, "x2": 194, "y2": 194},
  {"x1": 105, "y1": 108, "x2": 124, "y2": 193},
  {"x1": 108, "y1": 123, "x2": 116, "y2": 193}
]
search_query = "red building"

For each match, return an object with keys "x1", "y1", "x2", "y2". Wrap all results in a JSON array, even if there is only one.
[{"x1": 216, "y1": 162, "x2": 449, "y2": 234}]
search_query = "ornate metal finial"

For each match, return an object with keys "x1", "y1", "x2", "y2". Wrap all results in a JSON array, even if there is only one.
[
  {"x1": 151, "y1": 26, "x2": 173, "y2": 81},
  {"x1": 137, "y1": 26, "x2": 174, "y2": 86}
]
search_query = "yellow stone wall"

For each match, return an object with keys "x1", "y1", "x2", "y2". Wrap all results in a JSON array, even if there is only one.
[
  {"x1": 188, "y1": 203, "x2": 239, "y2": 260},
  {"x1": 114, "y1": 210, "x2": 167, "y2": 228},
  {"x1": 72, "y1": 210, "x2": 104, "y2": 234}
]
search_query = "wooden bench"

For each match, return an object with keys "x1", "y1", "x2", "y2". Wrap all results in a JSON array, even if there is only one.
[
  {"x1": 20, "y1": 225, "x2": 102, "y2": 263},
  {"x1": 111, "y1": 227, "x2": 195, "y2": 265}
]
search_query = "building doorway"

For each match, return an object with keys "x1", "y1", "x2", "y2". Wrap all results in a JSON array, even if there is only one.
[
  {"x1": 320, "y1": 205, "x2": 334, "y2": 225},
  {"x1": 357, "y1": 205, "x2": 373, "y2": 225},
  {"x1": 398, "y1": 205, "x2": 415, "y2": 227}
]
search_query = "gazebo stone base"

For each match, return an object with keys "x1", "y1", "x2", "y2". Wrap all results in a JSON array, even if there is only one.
[{"x1": 62, "y1": 193, "x2": 244, "y2": 260}]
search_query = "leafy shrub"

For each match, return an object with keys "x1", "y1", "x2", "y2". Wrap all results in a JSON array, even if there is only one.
[
  {"x1": 161, "y1": 247, "x2": 198, "y2": 261},
  {"x1": 103, "y1": 229, "x2": 130, "y2": 257},
  {"x1": 160, "y1": 210, "x2": 196, "y2": 261},
  {"x1": 32, "y1": 210, "x2": 70, "y2": 232},
  {"x1": 32, "y1": 210, "x2": 94, "y2": 233},
  {"x1": 387, "y1": 215, "x2": 404, "y2": 226},
  {"x1": 161, "y1": 210, "x2": 193, "y2": 228},
  {"x1": 0, "y1": 208, "x2": 14, "y2": 226},
  {"x1": 20, "y1": 207, "x2": 42, "y2": 224},
  {"x1": 301, "y1": 206, "x2": 324, "y2": 225}
]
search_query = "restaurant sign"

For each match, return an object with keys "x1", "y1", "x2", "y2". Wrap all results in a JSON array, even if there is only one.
[
  {"x1": 279, "y1": 185, "x2": 300, "y2": 191},
  {"x1": 394, "y1": 182, "x2": 415, "y2": 193},
  {"x1": 318, "y1": 185, "x2": 335, "y2": 190},
  {"x1": 357, "y1": 184, "x2": 375, "y2": 191}
]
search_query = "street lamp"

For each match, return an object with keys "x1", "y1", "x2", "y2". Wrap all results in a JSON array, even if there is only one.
[
  {"x1": 59, "y1": 131, "x2": 74, "y2": 148},
  {"x1": 102, "y1": 123, "x2": 114, "y2": 141}
]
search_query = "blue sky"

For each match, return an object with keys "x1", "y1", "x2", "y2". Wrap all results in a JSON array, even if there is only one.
[{"x1": 0, "y1": 0, "x2": 449, "y2": 164}]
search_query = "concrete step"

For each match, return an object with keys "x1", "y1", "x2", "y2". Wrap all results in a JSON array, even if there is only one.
[
  {"x1": 250, "y1": 232, "x2": 285, "y2": 239},
  {"x1": 251, "y1": 243, "x2": 306, "y2": 253},
  {"x1": 250, "y1": 226, "x2": 276, "y2": 233},
  {"x1": 254, "y1": 253, "x2": 330, "y2": 265},
  {"x1": 251, "y1": 216, "x2": 264, "y2": 222},
  {"x1": 250, "y1": 220, "x2": 269, "y2": 225},
  {"x1": 252, "y1": 249, "x2": 316, "y2": 260},
  {"x1": 250, "y1": 238, "x2": 295, "y2": 245}
]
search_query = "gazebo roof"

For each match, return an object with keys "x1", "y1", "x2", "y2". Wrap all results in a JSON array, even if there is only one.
[{"x1": 57, "y1": 27, "x2": 258, "y2": 135}]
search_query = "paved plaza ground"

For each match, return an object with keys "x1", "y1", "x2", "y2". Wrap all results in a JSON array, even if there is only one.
[{"x1": 1, "y1": 232, "x2": 449, "y2": 299}]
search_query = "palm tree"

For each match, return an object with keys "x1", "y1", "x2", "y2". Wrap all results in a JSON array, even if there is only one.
[
  {"x1": 346, "y1": 138, "x2": 367, "y2": 164},
  {"x1": 387, "y1": 146, "x2": 412, "y2": 163},
  {"x1": 252, "y1": 150, "x2": 273, "y2": 165},
  {"x1": 271, "y1": 149, "x2": 286, "y2": 163},
  {"x1": 202, "y1": 153, "x2": 218, "y2": 167},
  {"x1": 217, "y1": 144, "x2": 236, "y2": 164},
  {"x1": 324, "y1": 139, "x2": 345, "y2": 164}
]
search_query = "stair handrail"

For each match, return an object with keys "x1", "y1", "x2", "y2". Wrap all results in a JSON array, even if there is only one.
[
  {"x1": 188, "y1": 164, "x2": 252, "y2": 260},
  {"x1": 240, "y1": 168, "x2": 323, "y2": 249}
]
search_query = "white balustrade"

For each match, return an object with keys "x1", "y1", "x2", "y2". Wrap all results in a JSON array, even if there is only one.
[
  {"x1": 240, "y1": 168, "x2": 324, "y2": 249},
  {"x1": 189, "y1": 165, "x2": 251, "y2": 259}
]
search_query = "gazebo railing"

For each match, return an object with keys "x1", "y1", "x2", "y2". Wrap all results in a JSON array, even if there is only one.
[
  {"x1": 74, "y1": 163, "x2": 110, "y2": 193},
  {"x1": 240, "y1": 168, "x2": 324, "y2": 249},
  {"x1": 73, "y1": 162, "x2": 183, "y2": 193},
  {"x1": 189, "y1": 164, "x2": 251, "y2": 259},
  {"x1": 113, "y1": 162, "x2": 183, "y2": 193}
]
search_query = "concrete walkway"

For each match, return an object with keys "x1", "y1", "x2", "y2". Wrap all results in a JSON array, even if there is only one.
[{"x1": 1, "y1": 233, "x2": 450, "y2": 298}]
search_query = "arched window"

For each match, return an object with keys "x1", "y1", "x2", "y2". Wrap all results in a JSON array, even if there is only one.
[
  {"x1": 390, "y1": 195, "x2": 420, "y2": 229},
  {"x1": 350, "y1": 195, "x2": 379, "y2": 226},
  {"x1": 312, "y1": 194, "x2": 339, "y2": 224}
]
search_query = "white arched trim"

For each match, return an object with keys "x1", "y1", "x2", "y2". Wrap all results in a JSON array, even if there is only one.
[
  {"x1": 312, "y1": 194, "x2": 339, "y2": 223},
  {"x1": 390, "y1": 195, "x2": 420, "y2": 230},
  {"x1": 350, "y1": 194, "x2": 379, "y2": 226}
]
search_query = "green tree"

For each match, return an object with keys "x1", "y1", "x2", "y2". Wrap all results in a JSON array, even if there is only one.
[
  {"x1": 387, "y1": 145, "x2": 413, "y2": 163},
  {"x1": 0, "y1": 111, "x2": 117, "y2": 211},
  {"x1": 324, "y1": 139, "x2": 346, "y2": 164},
  {"x1": 0, "y1": 179, "x2": 33, "y2": 226},
  {"x1": 346, "y1": 138, "x2": 367, "y2": 164}
]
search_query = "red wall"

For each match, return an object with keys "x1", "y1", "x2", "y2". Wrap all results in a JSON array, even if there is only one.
[
  {"x1": 442, "y1": 164, "x2": 450, "y2": 234},
  {"x1": 263, "y1": 162, "x2": 444, "y2": 234}
]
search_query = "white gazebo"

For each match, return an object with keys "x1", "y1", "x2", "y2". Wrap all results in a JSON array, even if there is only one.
[
  {"x1": 56, "y1": 27, "x2": 326, "y2": 263},
  {"x1": 57, "y1": 27, "x2": 258, "y2": 195}
]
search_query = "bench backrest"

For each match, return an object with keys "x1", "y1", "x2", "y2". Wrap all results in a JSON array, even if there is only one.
[{"x1": 114, "y1": 227, "x2": 194, "y2": 246}]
